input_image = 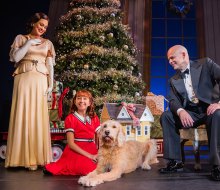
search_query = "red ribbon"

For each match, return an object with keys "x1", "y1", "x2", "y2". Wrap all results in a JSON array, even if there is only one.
[
  {"x1": 58, "y1": 87, "x2": 69, "y2": 118},
  {"x1": 52, "y1": 121, "x2": 57, "y2": 128},
  {"x1": 121, "y1": 102, "x2": 140, "y2": 127},
  {"x1": 51, "y1": 92, "x2": 56, "y2": 109}
]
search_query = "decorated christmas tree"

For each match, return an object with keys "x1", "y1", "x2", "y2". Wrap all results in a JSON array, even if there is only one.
[{"x1": 54, "y1": 0, "x2": 146, "y2": 113}]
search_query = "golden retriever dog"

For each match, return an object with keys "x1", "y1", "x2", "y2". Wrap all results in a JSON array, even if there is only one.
[{"x1": 78, "y1": 120, "x2": 158, "y2": 187}]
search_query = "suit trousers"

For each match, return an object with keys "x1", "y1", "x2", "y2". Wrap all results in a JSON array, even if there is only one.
[{"x1": 160, "y1": 108, "x2": 220, "y2": 165}]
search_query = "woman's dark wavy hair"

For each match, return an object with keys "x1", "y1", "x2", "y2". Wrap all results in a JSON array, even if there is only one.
[
  {"x1": 70, "y1": 90, "x2": 96, "y2": 118},
  {"x1": 26, "y1": 12, "x2": 49, "y2": 33}
]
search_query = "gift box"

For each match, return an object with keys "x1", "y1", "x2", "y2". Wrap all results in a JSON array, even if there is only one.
[
  {"x1": 146, "y1": 92, "x2": 164, "y2": 115},
  {"x1": 50, "y1": 120, "x2": 65, "y2": 129},
  {"x1": 156, "y1": 139, "x2": 163, "y2": 157},
  {"x1": 146, "y1": 93, "x2": 165, "y2": 139},
  {"x1": 49, "y1": 109, "x2": 60, "y2": 121},
  {"x1": 48, "y1": 101, "x2": 59, "y2": 109}
]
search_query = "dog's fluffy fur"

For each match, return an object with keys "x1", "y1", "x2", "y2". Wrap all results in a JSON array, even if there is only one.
[{"x1": 78, "y1": 120, "x2": 158, "y2": 187}]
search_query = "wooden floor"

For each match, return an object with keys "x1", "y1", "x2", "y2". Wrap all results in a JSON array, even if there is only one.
[{"x1": 1, "y1": 158, "x2": 220, "y2": 190}]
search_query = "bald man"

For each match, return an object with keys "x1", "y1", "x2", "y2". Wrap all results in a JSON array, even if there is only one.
[{"x1": 159, "y1": 45, "x2": 220, "y2": 181}]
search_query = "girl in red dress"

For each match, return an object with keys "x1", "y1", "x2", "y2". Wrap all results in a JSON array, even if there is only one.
[{"x1": 43, "y1": 90, "x2": 100, "y2": 175}]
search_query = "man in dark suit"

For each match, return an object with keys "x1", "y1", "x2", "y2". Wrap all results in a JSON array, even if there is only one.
[{"x1": 159, "y1": 45, "x2": 220, "y2": 181}]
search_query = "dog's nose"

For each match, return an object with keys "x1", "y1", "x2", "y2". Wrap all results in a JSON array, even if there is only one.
[{"x1": 105, "y1": 130, "x2": 110, "y2": 136}]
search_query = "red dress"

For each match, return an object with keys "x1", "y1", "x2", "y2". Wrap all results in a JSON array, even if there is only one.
[{"x1": 45, "y1": 112, "x2": 100, "y2": 175}]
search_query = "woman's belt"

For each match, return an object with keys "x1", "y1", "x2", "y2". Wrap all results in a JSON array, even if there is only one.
[{"x1": 74, "y1": 138, "x2": 94, "y2": 142}]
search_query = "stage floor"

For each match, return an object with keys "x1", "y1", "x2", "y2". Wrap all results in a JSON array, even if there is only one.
[{"x1": 0, "y1": 158, "x2": 219, "y2": 190}]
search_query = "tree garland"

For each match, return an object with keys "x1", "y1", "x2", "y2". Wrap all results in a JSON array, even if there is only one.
[{"x1": 167, "y1": 0, "x2": 192, "y2": 18}]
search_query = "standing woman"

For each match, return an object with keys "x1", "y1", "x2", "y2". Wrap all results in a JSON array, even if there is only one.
[{"x1": 5, "y1": 12, "x2": 55, "y2": 170}]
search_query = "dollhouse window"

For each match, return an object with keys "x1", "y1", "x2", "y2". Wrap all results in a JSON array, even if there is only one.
[
  {"x1": 136, "y1": 127, "x2": 141, "y2": 136},
  {"x1": 144, "y1": 126, "x2": 148, "y2": 135},
  {"x1": 126, "y1": 125, "x2": 131, "y2": 136}
]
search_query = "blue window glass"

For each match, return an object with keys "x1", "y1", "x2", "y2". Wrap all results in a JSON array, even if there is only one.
[
  {"x1": 152, "y1": 19, "x2": 165, "y2": 37},
  {"x1": 183, "y1": 39, "x2": 198, "y2": 58},
  {"x1": 152, "y1": 1, "x2": 165, "y2": 18},
  {"x1": 150, "y1": 77, "x2": 167, "y2": 95},
  {"x1": 151, "y1": 58, "x2": 167, "y2": 77},
  {"x1": 167, "y1": 38, "x2": 182, "y2": 49},
  {"x1": 183, "y1": 20, "x2": 196, "y2": 37},
  {"x1": 151, "y1": 38, "x2": 166, "y2": 56},
  {"x1": 167, "y1": 63, "x2": 176, "y2": 77},
  {"x1": 167, "y1": 20, "x2": 182, "y2": 37}
]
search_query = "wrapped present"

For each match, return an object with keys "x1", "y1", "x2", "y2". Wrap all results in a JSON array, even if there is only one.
[
  {"x1": 49, "y1": 109, "x2": 60, "y2": 121},
  {"x1": 48, "y1": 92, "x2": 61, "y2": 102},
  {"x1": 52, "y1": 80, "x2": 63, "y2": 94},
  {"x1": 50, "y1": 121, "x2": 65, "y2": 129},
  {"x1": 156, "y1": 139, "x2": 163, "y2": 157},
  {"x1": 146, "y1": 92, "x2": 164, "y2": 115},
  {"x1": 48, "y1": 101, "x2": 58, "y2": 109}
]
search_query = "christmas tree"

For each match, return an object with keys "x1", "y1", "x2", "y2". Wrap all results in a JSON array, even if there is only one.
[{"x1": 54, "y1": 0, "x2": 146, "y2": 113}]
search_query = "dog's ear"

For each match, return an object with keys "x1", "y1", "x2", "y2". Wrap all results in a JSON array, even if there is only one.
[
  {"x1": 117, "y1": 123, "x2": 126, "y2": 147},
  {"x1": 98, "y1": 123, "x2": 104, "y2": 147}
]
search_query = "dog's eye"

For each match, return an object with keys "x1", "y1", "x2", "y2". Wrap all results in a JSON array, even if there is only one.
[
  {"x1": 103, "y1": 124, "x2": 107, "y2": 128},
  {"x1": 112, "y1": 125, "x2": 116, "y2": 128}
]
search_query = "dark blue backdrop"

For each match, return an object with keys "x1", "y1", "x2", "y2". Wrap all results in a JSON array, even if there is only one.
[{"x1": 0, "y1": 0, "x2": 50, "y2": 131}]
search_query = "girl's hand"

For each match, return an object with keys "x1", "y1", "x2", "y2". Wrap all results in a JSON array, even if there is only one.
[{"x1": 89, "y1": 154, "x2": 98, "y2": 163}]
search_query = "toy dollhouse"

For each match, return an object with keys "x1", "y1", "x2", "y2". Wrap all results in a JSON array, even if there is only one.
[{"x1": 100, "y1": 102, "x2": 154, "y2": 142}]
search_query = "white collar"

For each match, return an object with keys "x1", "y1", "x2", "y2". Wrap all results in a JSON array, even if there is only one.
[{"x1": 74, "y1": 111, "x2": 91, "y2": 125}]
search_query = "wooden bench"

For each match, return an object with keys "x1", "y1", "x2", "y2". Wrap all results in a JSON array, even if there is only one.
[{"x1": 180, "y1": 125, "x2": 208, "y2": 170}]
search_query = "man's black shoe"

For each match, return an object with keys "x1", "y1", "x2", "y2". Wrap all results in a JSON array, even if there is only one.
[
  {"x1": 43, "y1": 167, "x2": 53, "y2": 175},
  {"x1": 211, "y1": 167, "x2": 220, "y2": 181},
  {"x1": 159, "y1": 160, "x2": 184, "y2": 174}
]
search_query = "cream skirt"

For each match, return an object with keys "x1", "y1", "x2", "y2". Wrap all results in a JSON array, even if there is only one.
[{"x1": 5, "y1": 68, "x2": 52, "y2": 168}]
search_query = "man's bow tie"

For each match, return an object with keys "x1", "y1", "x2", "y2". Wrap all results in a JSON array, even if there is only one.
[{"x1": 181, "y1": 68, "x2": 189, "y2": 78}]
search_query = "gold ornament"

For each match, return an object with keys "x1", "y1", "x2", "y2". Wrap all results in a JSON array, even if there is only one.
[
  {"x1": 123, "y1": 45, "x2": 128, "y2": 50},
  {"x1": 84, "y1": 63, "x2": 89, "y2": 70}
]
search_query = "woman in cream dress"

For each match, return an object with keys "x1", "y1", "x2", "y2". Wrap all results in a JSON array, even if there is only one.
[{"x1": 5, "y1": 13, "x2": 55, "y2": 170}]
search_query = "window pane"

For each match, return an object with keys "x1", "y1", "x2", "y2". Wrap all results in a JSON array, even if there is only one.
[
  {"x1": 151, "y1": 58, "x2": 167, "y2": 77},
  {"x1": 183, "y1": 20, "x2": 196, "y2": 37},
  {"x1": 150, "y1": 77, "x2": 167, "y2": 95},
  {"x1": 152, "y1": 19, "x2": 165, "y2": 37},
  {"x1": 183, "y1": 39, "x2": 198, "y2": 58},
  {"x1": 167, "y1": 20, "x2": 182, "y2": 37},
  {"x1": 152, "y1": 1, "x2": 165, "y2": 18},
  {"x1": 151, "y1": 38, "x2": 166, "y2": 56}
]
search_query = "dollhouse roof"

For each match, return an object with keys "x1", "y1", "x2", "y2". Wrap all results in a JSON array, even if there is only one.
[{"x1": 101, "y1": 103, "x2": 154, "y2": 122}]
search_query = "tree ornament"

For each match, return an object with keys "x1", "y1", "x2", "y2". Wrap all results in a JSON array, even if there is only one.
[
  {"x1": 131, "y1": 48, "x2": 136, "y2": 54},
  {"x1": 107, "y1": 33, "x2": 114, "y2": 38},
  {"x1": 99, "y1": 35, "x2": 105, "y2": 42},
  {"x1": 75, "y1": 41, "x2": 80, "y2": 47},
  {"x1": 123, "y1": 45, "x2": 129, "y2": 50},
  {"x1": 83, "y1": 63, "x2": 89, "y2": 70},
  {"x1": 75, "y1": 15, "x2": 82, "y2": 20},
  {"x1": 110, "y1": 13, "x2": 116, "y2": 17},
  {"x1": 113, "y1": 84, "x2": 118, "y2": 91},
  {"x1": 135, "y1": 92, "x2": 140, "y2": 97}
]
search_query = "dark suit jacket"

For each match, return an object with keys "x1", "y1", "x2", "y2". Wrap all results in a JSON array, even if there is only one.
[{"x1": 168, "y1": 57, "x2": 220, "y2": 115}]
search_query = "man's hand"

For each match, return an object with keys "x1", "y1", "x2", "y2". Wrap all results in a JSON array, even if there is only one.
[
  {"x1": 207, "y1": 103, "x2": 220, "y2": 115},
  {"x1": 179, "y1": 109, "x2": 194, "y2": 128}
]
